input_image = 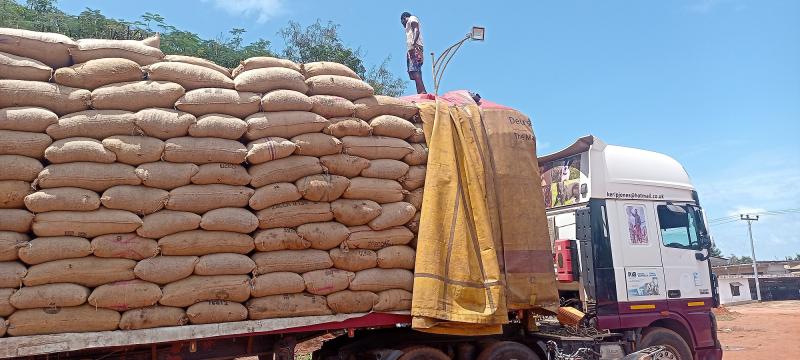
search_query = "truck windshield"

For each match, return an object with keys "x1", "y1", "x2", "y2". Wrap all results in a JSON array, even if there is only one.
[{"x1": 656, "y1": 205, "x2": 700, "y2": 250}]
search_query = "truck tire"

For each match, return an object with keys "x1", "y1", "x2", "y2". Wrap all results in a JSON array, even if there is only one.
[
  {"x1": 476, "y1": 341, "x2": 540, "y2": 360},
  {"x1": 638, "y1": 327, "x2": 693, "y2": 360},
  {"x1": 398, "y1": 346, "x2": 450, "y2": 360}
]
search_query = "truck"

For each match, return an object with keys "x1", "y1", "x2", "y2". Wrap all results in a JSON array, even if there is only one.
[{"x1": 0, "y1": 133, "x2": 722, "y2": 360}]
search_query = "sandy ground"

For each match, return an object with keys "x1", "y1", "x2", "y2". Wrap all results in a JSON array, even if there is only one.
[{"x1": 716, "y1": 300, "x2": 800, "y2": 360}]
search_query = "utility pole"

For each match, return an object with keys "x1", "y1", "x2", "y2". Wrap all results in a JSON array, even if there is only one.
[{"x1": 740, "y1": 214, "x2": 762, "y2": 301}]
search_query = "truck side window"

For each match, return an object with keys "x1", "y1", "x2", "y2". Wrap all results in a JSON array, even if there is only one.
[{"x1": 656, "y1": 205, "x2": 699, "y2": 250}]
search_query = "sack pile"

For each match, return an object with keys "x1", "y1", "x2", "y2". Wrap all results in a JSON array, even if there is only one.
[{"x1": 0, "y1": 28, "x2": 427, "y2": 337}]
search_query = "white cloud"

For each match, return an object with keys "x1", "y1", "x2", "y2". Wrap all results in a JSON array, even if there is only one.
[{"x1": 204, "y1": 0, "x2": 285, "y2": 23}]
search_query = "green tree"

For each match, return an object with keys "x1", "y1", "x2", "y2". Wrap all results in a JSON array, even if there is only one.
[{"x1": 709, "y1": 243, "x2": 722, "y2": 257}]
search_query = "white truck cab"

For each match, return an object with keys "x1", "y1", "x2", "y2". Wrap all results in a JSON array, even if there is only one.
[{"x1": 540, "y1": 135, "x2": 722, "y2": 360}]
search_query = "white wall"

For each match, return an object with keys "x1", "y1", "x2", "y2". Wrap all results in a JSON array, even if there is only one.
[{"x1": 718, "y1": 277, "x2": 752, "y2": 304}]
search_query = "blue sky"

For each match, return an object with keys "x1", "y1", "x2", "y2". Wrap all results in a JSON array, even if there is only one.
[{"x1": 57, "y1": 0, "x2": 800, "y2": 260}]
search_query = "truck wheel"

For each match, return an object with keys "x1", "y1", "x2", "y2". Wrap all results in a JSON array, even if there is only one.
[
  {"x1": 476, "y1": 341, "x2": 540, "y2": 360},
  {"x1": 638, "y1": 327, "x2": 693, "y2": 360},
  {"x1": 398, "y1": 346, "x2": 450, "y2": 360}
]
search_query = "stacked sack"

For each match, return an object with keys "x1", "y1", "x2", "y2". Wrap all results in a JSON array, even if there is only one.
[{"x1": 0, "y1": 27, "x2": 426, "y2": 337}]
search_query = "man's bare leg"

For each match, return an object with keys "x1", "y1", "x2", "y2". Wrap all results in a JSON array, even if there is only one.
[{"x1": 411, "y1": 72, "x2": 427, "y2": 94}]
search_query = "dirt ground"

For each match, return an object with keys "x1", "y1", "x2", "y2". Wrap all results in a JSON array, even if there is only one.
[{"x1": 716, "y1": 300, "x2": 800, "y2": 360}]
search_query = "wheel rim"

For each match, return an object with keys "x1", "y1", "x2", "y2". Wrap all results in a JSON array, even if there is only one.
[{"x1": 653, "y1": 345, "x2": 680, "y2": 360}]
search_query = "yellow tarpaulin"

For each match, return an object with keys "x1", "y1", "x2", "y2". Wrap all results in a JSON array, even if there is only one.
[{"x1": 411, "y1": 96, "x2": 558, "y2": 336}]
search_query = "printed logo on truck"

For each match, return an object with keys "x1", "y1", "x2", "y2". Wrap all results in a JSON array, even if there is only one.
[
  {"x1": 627, "y1": 270, "x2": 661, "y2": 297},
  {"x1": 625, "y1": 205, "x2": 649, "y2": 246},
  {"x1": 540, "y1": 153, "x2": 585, "y2": 209}
]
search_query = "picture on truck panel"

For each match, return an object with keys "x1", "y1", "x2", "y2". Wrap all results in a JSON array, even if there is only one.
[
  {"x1": 540, "y1": 154, "x2": 583, "y2": 208},
  {"x1": 626, "y1": 205, "x2": 649, "y2": 245}
]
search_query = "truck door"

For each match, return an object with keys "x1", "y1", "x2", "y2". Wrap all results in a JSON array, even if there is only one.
[{"x1": 610, "y1": 200, "x2": 667, "y2": 303}]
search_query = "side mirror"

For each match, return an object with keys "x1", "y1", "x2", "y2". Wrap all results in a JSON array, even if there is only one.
[{"x1": 693, "y1": 207, "x2": 712, "y2": 250}]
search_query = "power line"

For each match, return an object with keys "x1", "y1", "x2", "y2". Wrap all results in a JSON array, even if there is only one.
[{"x1": 707, "y1": 208, "x2": 800, "y2": 225}]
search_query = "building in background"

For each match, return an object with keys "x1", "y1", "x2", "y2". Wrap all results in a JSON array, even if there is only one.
[{"x1": 712, "y1": 258, "x2": 800, "y2": 304}]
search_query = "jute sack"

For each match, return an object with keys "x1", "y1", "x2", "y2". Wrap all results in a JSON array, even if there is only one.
[
  {"x1": 234, "y1": 67, "x2": 307, "y2": 93},
  {"x1": 53, "y1": 58, "x2": 143, "y2": 90},
  {"x1": 245, "y1": 137, "x2": 297, "y2": 164},
  {"x1": 327, "y1": 290, "x2": 378, "y2": 313},
  {"x1": 400, "y1": 165, "x2": 426, "y2": 191},
  {"x1": 138, "y1": 210, "x2": 201, "y2": 238},
  {"x1": 0, "y1": 210, "x2": 33, "y2": 232},
  {"x1": 175, "y1": 88, "x2": 261, "y2": 118},
  {"x1": 32, "y1": 208, "x2": 143, "y2": 238},
  {"x1": 248, "y1": 156, "x2": 324, "y2": 187},
  {"x1": 200, "y1": 208, "x2": 259, "y2": 233},
  {"x1": 256, "y1": 201, "x2": 333, "y2": 229},
  {"x1": 158, "y1": 230, "x2": 254, "y2": 256},
  {"x1": 23, "y1": 257, "x2": 136, "y2": 287},
  {"x1": 251, "y1": 249, "x2": 332, "y2": 274},
  {"x1": 189, "y1": 114, "x2": 247, "y2": 140},
  {"x1": 403, "y1": 143, "x2": 428, "y2": 166},
  {"x1": 249, "y1": 183, "x2": 302, "y2": 210},
  {"x1": 261, "y1": 90, "x2": 313, "y2": 112},
  {"x1": 88, "y1": 280, "x2": 162, "y2": 310},
  {"x1": 135, "y1": 162, "x2": 199, "y2": 190},
  {"x1": 0, "y1": 80, "x2": 91, "y2": 116},
  {"x1": 0, "y1": 51, "x2": 52, "y2": 81},
  {"x1": 368, "y1": 202, "x2": 416, "y2": 230},
  {"x1": 135, "y1": 108, "x2": 197, "y2": 140},
  {"x1": 91, "y1": 233, "x2": 159, "y2": 260},
  {"x1": 342, "y1": 136, "x2": 413, "y2": 160},
  {"x1": 232, "y1": 57, "x2": 302, "y2": 77},
  {"x1": 302, "y1": 62, "x2": 360, "y2": 79},
  {"x1": 369, "y1": 115, "x2": 416, "y2": 139},
  {"x1": 354, "y1": 95, "x2": 418, "y2": 120},
  {"x1": 36, "y1": 162, "x2": 140, "y2": 192},
  {"x1": 319, "y1": 154, "x2": 370, "y2": 178},
  {"x1": 361, "y1": 159, "x2": 409, "y2": 180},
  {"x1": 100, "y1": 185, "x2": 168, "y2": 215},
  {"x1": 329, "y1": 248, "x2": 377, "y2": 272},
  {"x1": 0, "y1": 231, "x2": 28, "y2": 260},
  {"x1": 165, "y1": 55, "x2": 231, "y2": 77},
  {"x1": 91, "y1": 81, "x2": 185, "y2": 111},
  {"x1": 253, "y1": 228, "x2": 310, "y2": 251},
  {"x1": 407, "y1": 126, "x2": 426, "y2": 143},
  {"x1": 159, "y1": 275, "x2": 251, "y2": 307},
  {"x1": 140, "y1": 33, "x2": 158, "y2": 48},
  {"x1": 0, "y1": 180, "x2": 31, "y2": 209},
  {"x1": 376, "y1": 245, "x2": 416, "y2": 269},
  {"x1": 0, "y1": 28, "x2": 76, "y2": 68},
  {"x1": 306, "y1": 75, "x2": 374, "y2": 101},
  {"x1": 44, "y1": 137, "x2": 116, "y2": 163},
  {"x1": 302, "y1": 269, "x2": 355, "y2": 296},
  {"x1": 0, "y1": 288, "x2": 14, "y2": 317},
  {"x1": 166, "y1": 185, "x2": 254, "y2": 214},
  {"x1": 297, "y1": 221, "x2": 349, "y2": 250},
  {"x1": 145, "y1": 62, "x2": 234, "y2": 90},
  {"x1": 251, "y1": 272, "x2": 305, "y2": 297},
  {"x1": 407, "y1": 211, "x2": 421, "y2": 233},
  {"x1": 192, "y1": 163, "x2": 251, "y2": 186},
  {"x1": 295, "y1": 174, "x2": 350, "y2": 202},
  {"x1": 119, "y1": 306, "x2": 188, "y2": 330},
  {"x1": 0, "y1": 261, "x2": 26, "y2": 288},
  {"x1": 47, "y1": 110, "x2": 138, "y2": 140},
  {"x1": 246, "y1": 293, "x2": 332, "y2": 320},
  {"x1": 101, "y1": 135, "x2": 165, "y2": 165},
  {"x1": 344, "y1": 226, "x2": 414, "y2": 250},
  {"x1": 163, "y1": 137, "x2": 247, "y2": 164},
  {"x1": 187, "y1": 300, "x2": 248, "y2": 324},
  {"x1": 350, "y1": 268, "x2": 414, "y2": 292},
  {"x1": 134, "y1": 256, "x2": 199, "y2": 285},
  {"x1": 331, "y1": 199, "x2": 382, "y2": 226},
  {"x1": 292, "y1": 133, "x2": 343, "y2": 157},
  {"x1": 374, "y1": 289, "x2": 412, "y2": 311},
  {"x1": 0, "y1": 129, "x2": 52, "y2": 159},
  {"x1": 71, "y1": 38, "x2": 164, "y2": 65},
  {"x1": 7, "y1": 305, "x2": 120, "y2": 336},
  {"x1": 324, "y1": 117, "x2": 371, "y2": 138},
  {"x1": 0, "y1": 107, "x2": 57, "y2": 133},
  {"x1": 245, "y1": 111, "x2": 329, "y2": 140},
  {"x1": 343, "y1": 177, "x2": 405, "y2": 204},
  {"x1": 17, "y1": 236, "x2": 92, "y2": 265},
  {"x1": 310, "y1": 95, "x2": 356, "y2": 118},
  {"x1": 195, "y1": 253, "x2": 256, "y2": 275},
  {"x1": 24, "y1": 187, "x2": 101, "y2": 213}
]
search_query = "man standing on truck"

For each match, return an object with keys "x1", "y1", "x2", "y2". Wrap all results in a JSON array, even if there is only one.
[{"x1": 401, "y1": 11, "x2": 427, "y2": 94}]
